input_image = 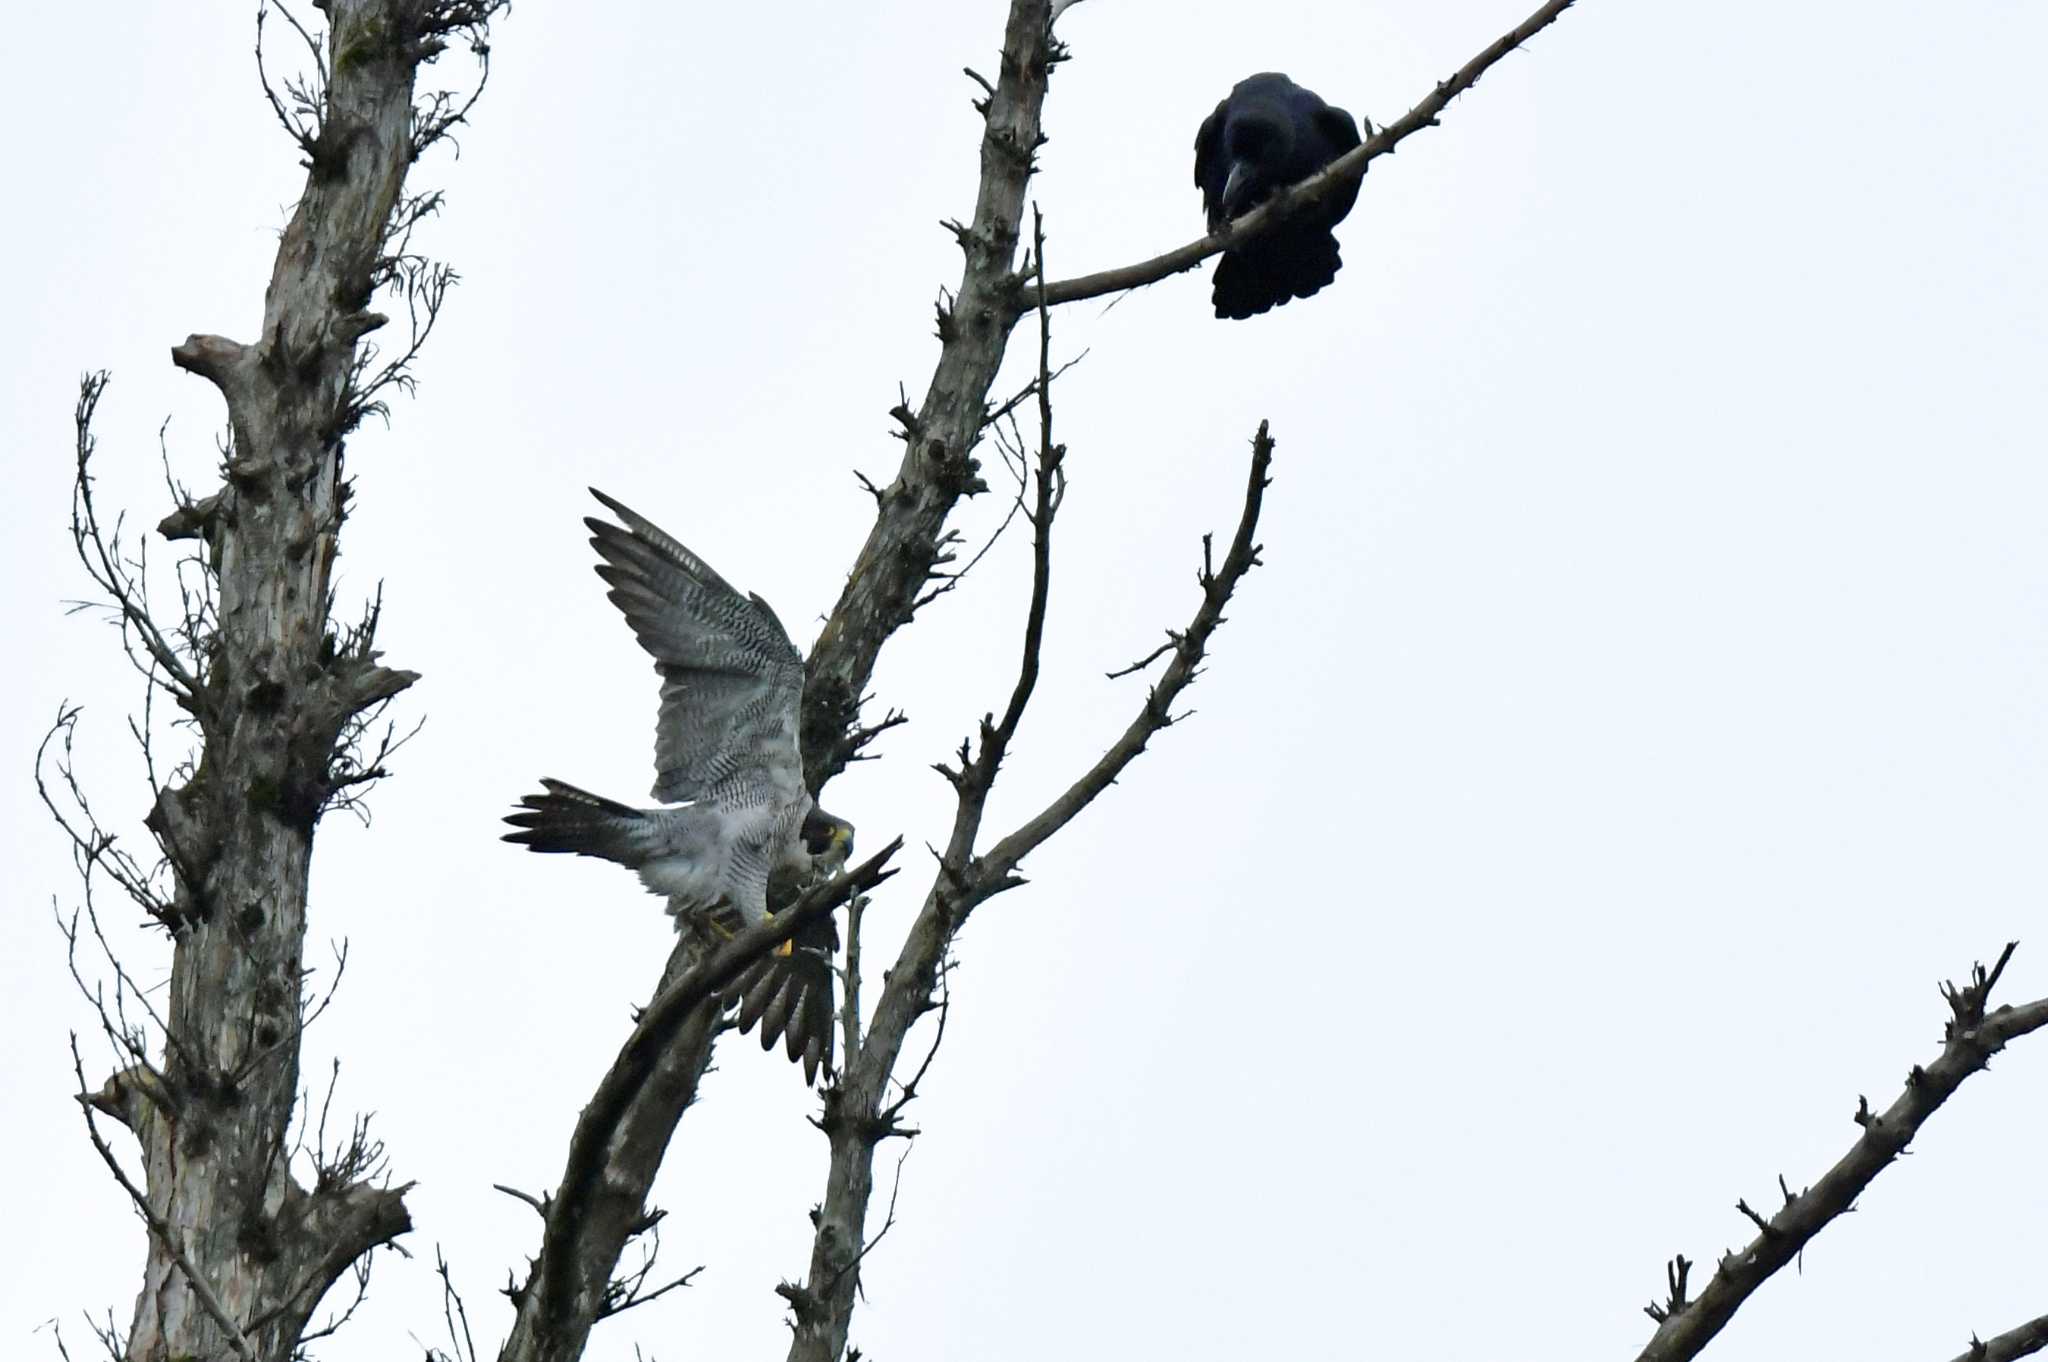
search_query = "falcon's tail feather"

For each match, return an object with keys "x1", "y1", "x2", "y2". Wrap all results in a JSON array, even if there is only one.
[{"x1": 502, "y1": 778, "x2": 650, "y2": 866}]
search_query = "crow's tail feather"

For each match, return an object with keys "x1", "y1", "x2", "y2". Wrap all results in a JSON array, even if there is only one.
[{"x1": 1211, "y1": 228, "x2": 1343, "y2": 320}]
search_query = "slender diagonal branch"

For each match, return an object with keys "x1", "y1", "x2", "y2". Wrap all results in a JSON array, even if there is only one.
[
  {"x1": 1031, "y1": 0, "x2": 1578, "y2": 311},
  {"x1": 979, "y1": 423, "x2": 1271, "y2": 880},
  {"x1": 1946, "y1": 1313, "x2": 2048, "y2": 1362},
  {"x1": 1636, "y1": 945, "x2": 2048, "y2": 1362}
]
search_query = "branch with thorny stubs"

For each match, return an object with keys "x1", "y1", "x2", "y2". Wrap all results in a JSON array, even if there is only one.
[
  {"x1": 781, "y1": 417, "x2": 1277, "y2": 1362},
  {"x1": 1637, "y1": 943, "x2": 2048, "y2": 1362},
  {"x1": 798, "y1": 0, "x2": 1061, "y2": 793},
  {"x1": 1028, "y1": 0, "x2": 1578, "y2": 313},
  {"x1": 1946, "y1": 1313, "x2": 2048, "y2": 1362}
]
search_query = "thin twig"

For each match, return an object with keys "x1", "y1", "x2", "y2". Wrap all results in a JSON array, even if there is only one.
[{"x1": 71, "y1": 377, "x2": 204, "y2": 703}]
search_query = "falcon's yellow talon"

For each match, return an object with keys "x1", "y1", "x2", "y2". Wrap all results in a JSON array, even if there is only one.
[{"x1": 773, "y1": 939, "x2": 795, "y2": 958}]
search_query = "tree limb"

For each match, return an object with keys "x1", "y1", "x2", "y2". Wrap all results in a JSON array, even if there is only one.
[
  {"x1": 1946, "y1": 1313, "x2": 2048, "y2": 1362},
  {"x1": 1636, "y1": 944, "x2": 2048, "y2": 1362},
  {"x1": 497, "y1": 843, "x2": 900, "y2": 1362}
]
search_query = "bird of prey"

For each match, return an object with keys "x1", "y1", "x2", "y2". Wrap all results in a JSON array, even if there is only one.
[
  {"x1": 504, "y1": 489, "x2": 855, "y2": 1081},
  {"x1": 1194, "y1": 73, "x2": 1363, "y2": 320}
]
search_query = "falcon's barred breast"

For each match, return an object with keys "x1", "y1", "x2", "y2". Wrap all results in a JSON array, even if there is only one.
[{"x1": 504, "y1": 489, "x2": 853, "y2": 1081}]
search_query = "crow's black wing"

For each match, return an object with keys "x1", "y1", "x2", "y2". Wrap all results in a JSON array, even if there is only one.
[{"x1": 1193, "y1": 96, "x2": 1231, "y2": 225}]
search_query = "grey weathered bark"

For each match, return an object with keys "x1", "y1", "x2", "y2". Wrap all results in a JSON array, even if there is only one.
[
  {"x1": 57, "y1": 5, "x2": 506, "y2": 1360},
  {"x1": 1637, "y1": 946, "x2": 2048, "y2": 1362},
  {"x1": 799, "y1": 0, "x2": 1061, "y2": 791},
  {"x1": 1944, "y1": 1313, "x2": 2048, "y2": 1362}
]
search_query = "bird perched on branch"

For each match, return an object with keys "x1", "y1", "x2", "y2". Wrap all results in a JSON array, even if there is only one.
[
  {"x1": 1194, "y1": 73, "x2": 1363, "y2": 320},
  {"x1": 504, "y1": 489, "x2": 854, "y2": 1081}
]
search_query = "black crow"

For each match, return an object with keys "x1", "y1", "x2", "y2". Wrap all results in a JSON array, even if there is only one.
[{"x1": 1194, "y1": 73, "x2": 1363, "y2": 320}]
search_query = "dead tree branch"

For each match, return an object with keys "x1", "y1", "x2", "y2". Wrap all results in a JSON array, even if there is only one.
[
  {"x1": 978, "y1": 424, "x2": 1270, "y2": 882},
  {"x1": 595, "y1": 1218, "x2": 706, "y2": 1323},
  {"x1": 1030, "y1": 0, "x2": 1578, "y2": 311},
  {"x1": 1946, "y1": 1313, "x2": 2048, "y2": 1362},
  {"x1": 496, "y1": 844, "x2": 900, "y2": 1362},
  {"x1": 1636, "y1": 944, "x2": 2048, "y2": 1362}
]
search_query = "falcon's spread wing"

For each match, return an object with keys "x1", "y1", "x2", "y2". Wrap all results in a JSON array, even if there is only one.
[
  {"x1": 730, "y1": 908, "x2": 839, "y2": 1084},
  {"x1": 585, "y1": 489, "x2": 806, "y2": 813}
]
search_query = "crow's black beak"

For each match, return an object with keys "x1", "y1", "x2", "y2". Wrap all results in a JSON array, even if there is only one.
[{"x1": 1221, "y1": 161, "x2": 1250, "y2": 220}]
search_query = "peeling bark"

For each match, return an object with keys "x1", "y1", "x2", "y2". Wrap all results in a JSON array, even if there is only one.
[{"x1": 70, "y1": 5, "x2": 504, "y2": 1360}]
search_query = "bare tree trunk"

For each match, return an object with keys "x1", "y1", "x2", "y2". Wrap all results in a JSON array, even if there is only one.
[{"x1": 60, "y1": 5, "x2": 504, "y2": 1359}]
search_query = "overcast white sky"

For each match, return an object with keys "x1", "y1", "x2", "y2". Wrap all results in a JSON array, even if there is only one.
[{"x1": 6, "y1": 2, "x2": 2046, "y2": 1359}]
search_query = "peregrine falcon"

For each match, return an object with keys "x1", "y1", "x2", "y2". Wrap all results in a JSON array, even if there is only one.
[
  {"x1": 504, "y1": 490, "x2": 854, "y2": 1078},
  {"x1": 1194, "y1": 73, "x2": 1363, "y2": 320}
]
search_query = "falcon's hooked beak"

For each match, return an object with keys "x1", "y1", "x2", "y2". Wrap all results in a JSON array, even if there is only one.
[{"x1": 823, "y1": 822, "x2": 854, "y2": 874}]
